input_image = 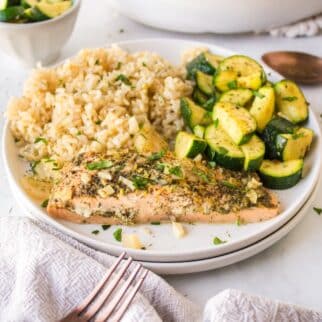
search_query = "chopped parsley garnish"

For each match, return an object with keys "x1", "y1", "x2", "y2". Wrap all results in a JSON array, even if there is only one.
[
  {"x1": 192, "y1": 167, "x2": 210, "y2": 183},
  {"x1": 236, "y1": 217, "x2": 244, "y2": 226},
  {"x1": 113, "y1": 228, "x2": 122, "y2": 242},
  {"x1": 142, "y1": 62, "x2": 147, "y2": 67},
  {"x1": 116, "y1": 62, "x2": 122, "y2": 69},
  {"x1": 95, "y1": 120, "x2": 102, "y2": 125},
  {"x1": 313, "y1": 207, "x2": 322, "y2": 215},
  {"x1": 169, "y1": 165, "x2": 183, "y2": 178},
  {"x1": 44, "y1": 158, "x2": 55, "y2": 163},
  {"x1": 217, "y1": 146, "x2": 228, "y2": 155},
  {"x1": 151, "y1": 222, "x2": 161, "y2": 225},
  {"x1": 155, "y1": 163, "x2": 166, "y2": 171},
  {"x1": 76, "y1": 131, "x2": 82, "y2": 136},
  {"x1": 30, "y1": 160, "x2": 40, "y2": 174},
  {"x1": 40, "y1": 199, "x2": 49, "y2": 208},
  {"x1": 92, "y1": 230, "x2": 100, "y2": 235},
  {"x1": 115, "y1": 74, "x2": 131, "y2": 86},
  {"x1": 221, "y1": 180, "x2": 237, "y2": 189},
  {"x1": 253, "y1": 90, "x2": 265, "y2": 99},
  {"x1": 148, "y1": 151, "x2": 165, "y2": 161},
  {"x1": 34, "y1": 137, "x2": 48, "y2": 144},
  {"x1": 213, "y1": 237, "x2": 226, "y2": 245},
  {"x1": 102, "y1": 225, "x2": 111, "y2": 230},
  {"x1": 213, "y1": 118, "x2": 219, "y2": 128},
  {"x1": 282, "y1": 96, "x2": 297, "y2": 102},
  {"x1": 52, "y1": 163, "x2": 63, "y2": 171},
  {"x1": 208, "y1": 161, "x2": 216, "y2": 168},
  {"x1": 227, "y1": 80, "x2": 237, "y2": 90},
  {"x1": 86, "y1": 160, "x2": 113, "y2": 170},
  {"x1": 131, "y1": 175, "x2": 150, "y2": 190}
]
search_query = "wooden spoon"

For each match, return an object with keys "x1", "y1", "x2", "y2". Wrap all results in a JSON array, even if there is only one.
[{"x1": 262, "y1": 51, "x2": 322, "y2": 85}]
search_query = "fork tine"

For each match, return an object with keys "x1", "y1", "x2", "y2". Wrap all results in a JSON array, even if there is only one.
[
  {"x1": 108, "y1": 269, "x2": 149, "y2": 322},
  {"x1": 81, "y1": 256, "x2": 133, "y2": 320},
  {"x1": 93, "y1": 264, "x2": 143, "y2": 322},
  {"x1": 76, "y1": 252, "x2": 126, "y2": 314}
]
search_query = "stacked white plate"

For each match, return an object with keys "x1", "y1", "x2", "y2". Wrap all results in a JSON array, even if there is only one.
[{"x1": 3, "y1": 39, "x2": 322, "y2": 275}]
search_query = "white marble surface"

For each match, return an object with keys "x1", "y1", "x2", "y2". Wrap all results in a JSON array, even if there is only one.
[{"x1": 1, "y1": 0, "x2": 322, "y2": 313}]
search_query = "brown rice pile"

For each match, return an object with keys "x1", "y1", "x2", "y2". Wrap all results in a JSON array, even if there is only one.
[{"x1": 7, "y1": 45, "x2": 194, "y2": 164}]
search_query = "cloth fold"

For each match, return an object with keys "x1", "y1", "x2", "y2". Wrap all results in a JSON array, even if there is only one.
[
  {"x1": 268, "y1": 13, "x2": 322, "y2": 37},
  {"x1": 1, "y1": 216, "x2": 322, "y2": 322},
  {"x1": 0, "y1": 216, "x2": 201, "y2": 322}
]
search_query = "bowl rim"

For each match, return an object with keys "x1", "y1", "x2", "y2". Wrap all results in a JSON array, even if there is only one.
[{"x1": 0, "y1": 0, "x2": 81, "y2": 29}]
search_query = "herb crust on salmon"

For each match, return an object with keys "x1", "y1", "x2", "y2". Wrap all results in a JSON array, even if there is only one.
[{"x1": 47, "y1": 150, "x2": 280, "y2": 224}]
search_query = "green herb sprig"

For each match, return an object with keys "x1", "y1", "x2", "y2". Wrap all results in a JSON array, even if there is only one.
[
  {"x1": 115, "y1": 74, "x2": 131, "y2": 86},
  {"x1": 213, "y1": 237, "x2": 226, "y2": 245},
  {"x1": 113, "y1": 228, "x2": 122, "y2": 242},
  {"x1": 86, "y1": 160, "x2": 113, "y2": 170},
  {"x1": 131, "y1": 175, "x2": 150, "y2": 190},
  {"x1": 34, "y1": 137, "x2": 48, "y2": 144},
  {"x1": 148, "y1": 151, "x2": 165, "y2": 161}
]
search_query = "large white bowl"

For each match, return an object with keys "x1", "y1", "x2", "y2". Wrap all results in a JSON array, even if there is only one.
[
  {"x1": 3, "y1": 39, "x2": 322, "y2": 263},
  {"x1": 107, "y1": 0, "x2": 322, "y2": 34},
  {"x1": 0, "y1": 0, "x2": 81, "y2": 67}
]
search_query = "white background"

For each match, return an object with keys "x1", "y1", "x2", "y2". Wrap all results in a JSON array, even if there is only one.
[{"x1": 1, "y1": 0, "x2": 322, "y2": 312}]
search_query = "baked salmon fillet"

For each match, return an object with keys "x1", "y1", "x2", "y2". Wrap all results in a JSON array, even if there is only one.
[{"x1": 47, "y1": 150, "x2": 280, "y2": 224}]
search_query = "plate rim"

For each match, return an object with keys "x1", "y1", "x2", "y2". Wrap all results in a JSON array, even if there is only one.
[
  {"x1": 3, "y1": 38, "x2": 322, "y2": 262},
  {"x1": 139, "y1": 177, "x2": 320, "y2": 274},
  {"x1": 8, "y1": 162, "x2": 319, "y2": 275}
]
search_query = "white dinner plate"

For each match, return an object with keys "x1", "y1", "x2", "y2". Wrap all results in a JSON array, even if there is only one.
[
  {"x1": 3, "y1": 39, "x2": 322, "y2": 263},
  {"x1": 8, "y1": 168, "x2": 320, "y2": 275},
  {"x1": 139, "y1": 176, "x2": 320, "y2": 275}
]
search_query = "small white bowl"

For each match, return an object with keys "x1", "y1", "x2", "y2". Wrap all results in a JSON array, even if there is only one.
[{"x1": 0, "y1": 0, "x2": 81, "y2": 67}]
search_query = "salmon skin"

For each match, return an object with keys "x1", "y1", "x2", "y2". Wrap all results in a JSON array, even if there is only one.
[{"x1": 47, "y1": 150, "x2": 280, "y2": 225}]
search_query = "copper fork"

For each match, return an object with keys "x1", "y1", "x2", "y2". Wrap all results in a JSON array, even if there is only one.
[{"x1": 60, "y1": 252, "x2": 148, "y2": 322}]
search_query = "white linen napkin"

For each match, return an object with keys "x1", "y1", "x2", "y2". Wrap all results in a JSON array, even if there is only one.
[
  {"x1": 1, "y1": 216, "x2": 322, "y2": 322},
  {"x1": 268, "y1": 13, "x2": 322, "y2": 37}
]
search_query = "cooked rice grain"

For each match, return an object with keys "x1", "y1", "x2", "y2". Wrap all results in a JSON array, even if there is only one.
[{"x1": 7, "y1": 46, "x2": 193, "y2": 163}]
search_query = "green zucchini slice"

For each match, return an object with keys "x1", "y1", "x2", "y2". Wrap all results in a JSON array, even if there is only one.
[
  {"x1": 261, "y1": 116, "x2": 298, "y2": 159},
  {"x1": 249, "y1": 86, "x2": 275, "y2": 132},
  {"x1": 192, "y1": 89, "x2": 216, "y2": 111},
  {"x1": 213, "y1": 101, "x2": 257, "y2": 145},
  {"x1": 205, "y1": 124, "x2": 245, "y2": 170},
  {"x1": 193, "y1": 88, "x2": 208, "y2": 105},
  {"x1": 180, "y1": 97, "x2": 212, "y2": 129},
  {"x1": 175, "y1": 131, "x2": 207, "y2": 159},
  {"x1": 24, "y1": 7, "x2": 48, "y2": 21},
  {"x1": 259, "y1": 159, "x2": 303, "y2": 189},
  {"x1": 0, "y1": 0, "x2": 19, "y2": 10},
  {"x1": 36, "y1": 0, "x2": 72, "y2": 18},
  {"x1": 21, "y1": 0, "x2": 37, "y2": 8},
  {"x1": 276, "y1": 127, "x2": 314, "y2": 161},
  {"x1": 193, "y1": 125, "x2": 205, "y2": 139},
  {"x1": 0, "y1": 5, "x2": 24, "y2": 21},
  {"x1": 186, "y1": 52, "x2": 223, "y2": 80},
  {"x1": 240, "y1": 135, "x2": 265, "y2": 171},
  {"x1": 219, "y1": 88, "x2": 253, "y2": 107},
  {"x1": 203, "y1": 96, "x2": 216, "y2": 111},
  {"x1": 274, "y1": 80, "x2": 308, "y2": 124},
  {"x1": 214, "y1": 55, "x2": 265, "y2": 92},
  {"x1": 195, "y1": 71, "x2": 214, "y2": 96}
]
